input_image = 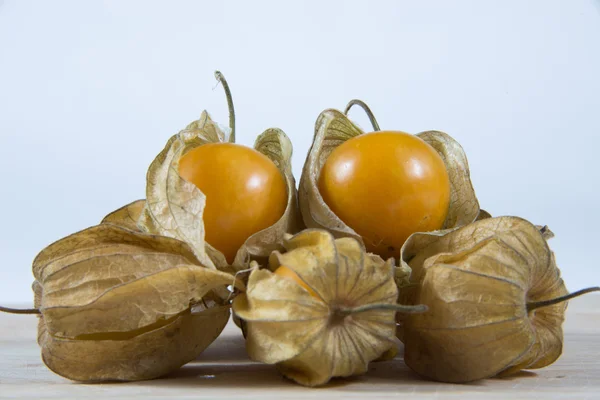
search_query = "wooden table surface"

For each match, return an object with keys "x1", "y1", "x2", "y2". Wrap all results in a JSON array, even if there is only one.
[{"x1": 1, "y1": 296, "x2": 598, "y2": 399}]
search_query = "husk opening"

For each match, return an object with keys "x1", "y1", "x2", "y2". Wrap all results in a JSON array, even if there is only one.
[
  {"x1": 299, "y1": 109, "x2": 480, "y2": 259},
  {"x1": 139, "y1": 112, "x2": 300, "y2": 273}
]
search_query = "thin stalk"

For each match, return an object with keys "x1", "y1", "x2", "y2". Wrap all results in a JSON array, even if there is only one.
[
  {"x1": 344, "y1": 99, "x2": 381, "y2": 131},
  {"x1": 338, "y1": 303, "x2": 427, "y2": 316},
  {"x1": 0, "y1": 305, "x2": 40, "y2": 315},
  {"x1": 214, "y1": 71, "x2": 236, "y2": 142},
  {"x1": 527, "y1": 287, "x2": 600, "y2": 312}
]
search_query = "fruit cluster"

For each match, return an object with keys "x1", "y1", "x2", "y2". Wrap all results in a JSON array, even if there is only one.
[{"x1": 1, "y1": 72, "x2": 597, "y2": 386}]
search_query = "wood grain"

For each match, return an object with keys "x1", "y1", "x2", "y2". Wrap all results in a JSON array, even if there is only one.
[{"x1": 1, "y1": 296, "x2": 598, "y2": 399}]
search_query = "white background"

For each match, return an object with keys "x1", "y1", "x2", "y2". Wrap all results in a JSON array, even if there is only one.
[{"x1": 0, "y1": 0, "x2": 599, "y2": 304}]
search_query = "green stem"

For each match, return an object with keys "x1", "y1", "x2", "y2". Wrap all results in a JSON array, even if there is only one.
[
  {"x1": 0, "y1": 305, "x2": 40, "y2": 315},
  {"x1": 344, "y1": 99, "x2": 381, "y2": 131},
  {"x1": 527, "y1": 287, "x2": 600, "y2": 312},
  {"x1": 339, "y1": 303, "x2": 427, "y2": 316},
  {"x1": 214, "y1": 71, "x2": 236, "y2": 143}
]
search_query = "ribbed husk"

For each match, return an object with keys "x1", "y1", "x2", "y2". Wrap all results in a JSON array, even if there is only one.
[
  {"x1": 298, "y1": 109, "x2": 480, "y2": 258},
  {"x1": 397, "y1": 216, "x2": 568, "y2": 383},
  {"x1": 474, "y1": 209, "x2": 555, "y2": 241},
  {"x1": 232, "y1": 229, "x2": 423, "y2": 387},
  {"x1": 138, "y1": 111, "x2": 301, "y2": 273},
  {"x1": 31, "y1": 213, "x2": 242, "y2": 382}
]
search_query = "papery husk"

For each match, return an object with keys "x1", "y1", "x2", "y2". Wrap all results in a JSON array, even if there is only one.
[
  {"x1": 299, "y1": 109, "x2": 480, "y2": 253},
  {"x1": 38, "y1": 307, "x2": 229, "y2": 382},
  {"x1": 232, "y1": 229, "x2": 423, "y2": 387},
  {"x1": 475, "y1": 209, "x2": 492, "y2": 221},
  {"x1": 139, "y1": 111, "x2": 301, "y2": 272},
  {"x1": 397, "y1": 216, "x2": 569, "y2": 383},
  {"x1": 32, "y1": 222, "x2": 241, "y2": 382},
  {"x1": 101, "y1": 199, "x2": 146, "y2": 231},
  {"x1": 475, "y1": 208, "x2": 555, "y2": 241}
]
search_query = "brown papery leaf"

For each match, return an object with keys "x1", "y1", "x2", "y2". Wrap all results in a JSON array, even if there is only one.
[
  {"x1": 139, "y1": 113, "x2": 299, "y2": 272},
  {"x1": 101, "y1": 199, "x2": 146, "y2": 231},
  {"x1": 416, "y1": 131, "x2": 479, "y2": 229},
  {"x1": 39, "y1": 306, "x2": 230, "y2": 382},
  {"x1": 298, "y1": 110, "x2": 480, "y2": 254},
  {"x1": 398, "y1": 216, "x2": 571, "y2": 383},
  {"x1": 475, "y1": 208, "x2": 492, "y2": 221},
  {"x1": 232, "y1": 128, "x2": 302, "y2": 268},
  {"x1": 32, "y1": 222, "x2": 242, "y2": 382},
  {"x1": 138, "y1": 111, "x2": 222, "y2": 269},
  {"x1": 474, "y1": 209, "x2": 554, "y2": 240},
  {"x1": 233, "y1": 229, "x2": 424, "y2": 387}
]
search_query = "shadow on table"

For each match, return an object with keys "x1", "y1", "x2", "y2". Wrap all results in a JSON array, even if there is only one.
[
  {"x1": 140, "y1": 334, "x2": 355, "y2": 389},
  {"x1": 114, "y1": 332, "x2": 539, "y2": 391},
  {"x1": 492, "y1": 370, "x2": 539, "y2": 380}
]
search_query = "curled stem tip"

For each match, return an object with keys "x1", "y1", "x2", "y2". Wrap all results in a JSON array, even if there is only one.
[
  {"x1": 344, "y1": 99, "x2": 381, "y2": 132},
  {"x1": 225, "y1": 267, "x2": 252, "y2": 302},
  {"x1": 214, "y1": 70, "x2": 236, "y2": 143},
  {"x1": 0, "y1": 305, "x2": 40, "y2": 315},
  {"x1": 527, "y1": 286, "x2": 600, "y2": 312}
]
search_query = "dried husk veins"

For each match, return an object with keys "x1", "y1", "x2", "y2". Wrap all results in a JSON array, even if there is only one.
[
  {"x1": 32, "y1": 222, "x2": 240, "y2": 382},
  {"x1": 139, "y1": 111, "x2": 300, "y2": 272},
  {"x1": 39, "y1": 308, "x2": 228, "y2": 382},
  {"x1": 299, "y1": 109, "x2": 480, "y2": 251},
  {"x1": 398, "y1": 216, "x2": 569, "y2": 383},
  {"x1": 232, "y1": 229, "x2": 421, "y2": 387},
  {"x1": 474, "y1": 209, "x2": 555, "y2": 241}
]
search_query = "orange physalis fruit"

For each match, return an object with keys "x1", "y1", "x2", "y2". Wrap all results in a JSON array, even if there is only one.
[
  {"x1": 319, "y1": 130, "x2": 450, "y2": 260},
  {"x1": 179, "y1": 143, "x2": 287, "y2": 264}
]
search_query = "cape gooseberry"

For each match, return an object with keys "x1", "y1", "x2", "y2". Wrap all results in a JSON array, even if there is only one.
[
  {"x1": 318, "y1": 100, "x2": 451, "y2": 260},
  {"x1": 178, "y1": 73, "x2": 287, "y2": 264}
]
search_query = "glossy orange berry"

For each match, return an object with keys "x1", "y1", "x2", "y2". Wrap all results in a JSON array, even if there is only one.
[
  {"x1": 318, "y1": 131, "x2": 450, "y2": 260},
  {"x1": 274, "y1": 266, "x2": 320, "y2": 299},
  {"x1": 178, "y1": 143, "x2": 287, "y2": 264}
]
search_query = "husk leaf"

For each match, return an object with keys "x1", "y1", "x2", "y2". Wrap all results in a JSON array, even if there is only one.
[
  {"x1": 233, "y1": 229, "x2": 418, "y2": 387},
  {"x1": 101, "y1": 199, "x2": 146, "y2": 231},
  {"x1": 231, "y1": 128, "x2": 302, "y2": 269},
  {"x1": 139, "y1": 113, "x2": 299, "y2": 272},
  {"x1": 138, "y1": 111, "x2": 222, "y2": 269},
  {"x1": 39, "y1": 306, "x2": 230, "y2": 382},
  {"x1": 32, "y1": 222, "x2": 242, "y2": 382},
  {"x1": 398, "y1": 216, "x2": 568, "y2": 383},
  {"x1": 299, "y1": 109, "x2": 479, "y2": 256},
  {"x1": 475, "y1": 208, "x2": 492, "y2": 221},
  {"x1": 474, "y1": 209, "x2": 554, "y2": 240},
  {"x1": 416, "y1": 130, "x2": 479, "y2": 229}
]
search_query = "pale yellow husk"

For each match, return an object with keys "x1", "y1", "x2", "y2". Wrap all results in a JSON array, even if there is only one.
[
  {"x1": 232, "y1": 229, "x2": 421, "y2": 387},
  {"x1": 138, "y1": 111, "x2": 301, "y2": 272},
  {"x1": 397, "y1": 216, "x2": 568, "y2": 383},
  {"x1": 32, "y1": 217, "x2": 242, "y2": 382},
  {"x1": 298, "y1": 109, "x2": 480, "y2": 257}
]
